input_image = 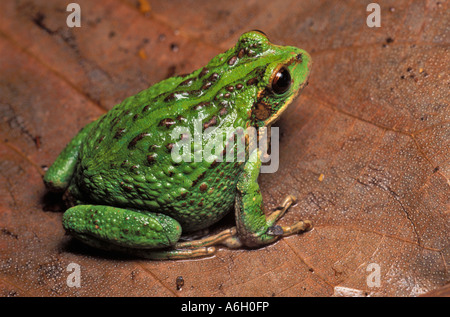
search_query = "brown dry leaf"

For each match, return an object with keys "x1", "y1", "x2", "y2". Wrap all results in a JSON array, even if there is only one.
[{"x1": 0, "y1": 0, "x2": 448, "y2": 297}]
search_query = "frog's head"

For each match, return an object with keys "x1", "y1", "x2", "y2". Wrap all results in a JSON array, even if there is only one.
[{"x1": 235, "y1": 31, "x2": 312, "y2": 127}]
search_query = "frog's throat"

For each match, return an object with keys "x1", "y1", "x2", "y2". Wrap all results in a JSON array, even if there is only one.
[
  {"x1": 264, "y1": 90, "x2": 297, "y2": 127},
  {"x1": 263, "y1": 75, "x2": 311, "y2": 127}
]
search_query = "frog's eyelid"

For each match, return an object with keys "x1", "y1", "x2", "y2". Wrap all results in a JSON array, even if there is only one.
[{"x1": 250, "y1": 29, "x2": 267, "y2": 37}]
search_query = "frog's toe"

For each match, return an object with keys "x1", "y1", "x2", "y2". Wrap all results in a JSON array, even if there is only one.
[
  {"x1": 267, "y1": 196, "x2": 312, "y2": 237},
  {"x1": 136, "y1": 246, "x2": 217, "y2": 260},
  {"x1": 266, "y1": 194, "x2": 298, "y2": 224},
  {"x1": 278, "y1": 219, "x2": 313, "y2": 236},
  {"x1": 282, "y1": 195, "x2": 297, "y2": 206}
]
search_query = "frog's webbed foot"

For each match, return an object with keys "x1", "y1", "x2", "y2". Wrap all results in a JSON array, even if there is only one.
[{"x1": 265, "y1": 195, "x2": 312, "y2": 238}]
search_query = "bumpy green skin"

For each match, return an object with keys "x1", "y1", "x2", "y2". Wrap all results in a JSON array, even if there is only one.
[
  {"x1": 44, "y1": 31, "x2": 312, "y2": 259},
  {"x1": 63, "y1": 205, "x2": 181, "y2": 249}
]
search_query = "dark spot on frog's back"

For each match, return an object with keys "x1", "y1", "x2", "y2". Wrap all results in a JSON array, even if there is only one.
[
  {"x1": 202, "y1": 82, "x2": 212, "y2": 90},
  {"x1": 147, "y1": 154, "x2": 157, "y2": 164},
  {"x1": 111, "y1": 116, "x2": 121, "y2": 127},
  {"x1": 164, "y1": 93, "x2": 176, "y2": 102},
  {"x1": 193, "y1": 102, "x2": 211, "y2": 110},
  {"x1": 128, "y1": 132, "x2": 150, "y2": 149},
  {"x1": 247, "y1": 78, "x2": 258, "y2": 86},
  {"x1": 228, "y1": 56, "x2": 237, "y2": 66},
  {"x1": 159, "y1": 118, "x2": 176, "y2": 128},
  {"x1": 179, "y1": 78, "x2": 194, "y2": 87},
  {"x1": 203, "y1": 116, "x2": 217, "y2": 130},
  {"x1": 237, "y1": 48, "x2": 245, "y2": 58},
  {"x1": 192, "y1": 171, "x2": 206, "y2": 186},
  {"x1": 211, "y1": 159, "x2": 219, "y2": 168},
  {"x1": 166, "y1": 143, "x2": 174, "y2": 151},
  {"x1": 199, "y1": 67, "x2": 209, "y2": 77},
  {"x1": 208, "y1": 73, "x2": 219, "y2": 82},
  {"x1": 114, "y1": 128, "x2": 126, "y2": 139}
]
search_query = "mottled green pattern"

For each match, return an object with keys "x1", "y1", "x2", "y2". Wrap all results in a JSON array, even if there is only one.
[{"x1": 44, "y1": 31, "x2": 312, "y2": 259}]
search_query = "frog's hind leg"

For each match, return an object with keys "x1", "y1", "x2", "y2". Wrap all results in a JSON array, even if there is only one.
[
  {"x1": 62, "y1": 204, "x2": 216, "y2": 260},
  {"x1": 44, "y1": 121, "x2": 97, "y2": 192}
]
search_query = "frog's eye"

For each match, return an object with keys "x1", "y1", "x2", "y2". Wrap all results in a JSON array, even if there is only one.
[{"x1": 271, "y1": 67, "x2": 291, "y2": 95}]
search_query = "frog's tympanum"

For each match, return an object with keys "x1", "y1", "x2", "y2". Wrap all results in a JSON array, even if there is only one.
[{"x1": 44, "y1": 31, "x2": 312, "y2": 259}]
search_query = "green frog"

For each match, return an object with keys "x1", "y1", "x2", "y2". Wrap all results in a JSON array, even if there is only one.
[{"x1": 44, "y1": 31, "x2": 312, "y2": 260}]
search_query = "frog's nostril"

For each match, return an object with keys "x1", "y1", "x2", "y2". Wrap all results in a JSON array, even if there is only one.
[{"x1": 296, "y1": 53, "x2": 303, "y2": 63}]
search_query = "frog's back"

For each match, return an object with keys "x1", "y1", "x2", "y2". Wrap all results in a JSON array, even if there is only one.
[{"x1": 71, "y1": 68, "x2": 251, "y2": 231}]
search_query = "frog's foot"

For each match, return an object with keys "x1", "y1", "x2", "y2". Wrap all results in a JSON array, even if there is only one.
[
  {"x1": 62, "y1": 205, "x2": 217, "y2": 260},
  {"x1": 236, "y1": 194, "x2": 312, "y2": 248},
  {"x1": 265, "y1": 195, "x2": 312, "y2": 238}
]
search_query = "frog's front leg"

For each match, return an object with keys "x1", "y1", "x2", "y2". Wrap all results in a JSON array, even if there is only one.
[
  {"x1": 233, "y1": 150, "x2": 312, "y2": 247},
  {"x1": 63, "y1": 205, "x2": 215, "y2": 260},
  {"x1": 44, "y1": 120, "x2": 97, "y2": 192}
]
